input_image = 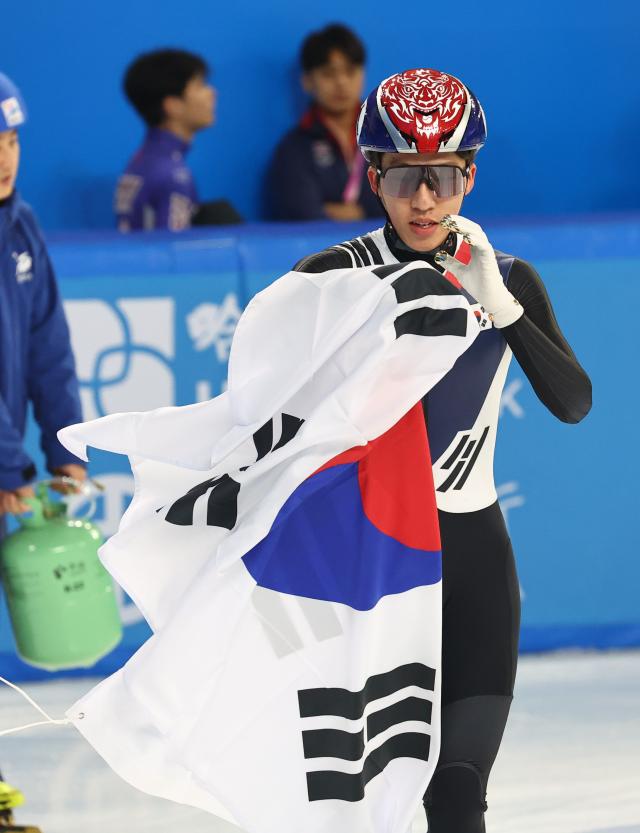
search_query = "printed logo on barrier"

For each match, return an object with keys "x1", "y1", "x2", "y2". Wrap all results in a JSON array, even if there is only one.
[
  {"x1": 497, "y1": 481, "x2": 526, "y2": 601},
  {"x1": 497, "y1": 481, "x2": 525, "y2": 530},
  {"x1": 186, "y1": 293, "x2": 242, "y2": 360},
  {"x1": 500, "y1": 378, "x2": 525, "y2": 418},
  {"x1": 64, "y1": 298, "x2": 175, "y2": 421},
  {"x1": 62, "y1": 298, "x2": 176, "y2": 627}
]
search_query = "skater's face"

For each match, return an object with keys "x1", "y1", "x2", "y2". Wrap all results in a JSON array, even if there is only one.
[
  {"x1": 368, "y1": 152, "x2": 476, "y2": 252},
  {"x1": 0, "y1": 129, "x2": 19, "y2": 200},
  {"x1": 163, "y1": 74, "x2": 216, "y2": 134},
  {"x1": 303, "y1": 50, "x2": 364, "y2": 117}
]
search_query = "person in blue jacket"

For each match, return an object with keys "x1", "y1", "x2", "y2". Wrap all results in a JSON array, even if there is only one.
[
  {"x1": 0, "y1": 69, "x2": 86, "y2": 830},
  {"x1": 267, "y1": 24, "x2": 384, "y2": 222},
  {"x1": 0, "y1": 73, "x2": 86, "y2": 518}
]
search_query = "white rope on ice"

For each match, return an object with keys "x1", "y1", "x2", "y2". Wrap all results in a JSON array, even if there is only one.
[{"x1": 0, "y1": 674, "x2": 74, "y2": 737}]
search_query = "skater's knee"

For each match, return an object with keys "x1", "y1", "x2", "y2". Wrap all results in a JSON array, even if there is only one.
[{"x1": 424, "y1": 762, "x2": 488, "y2": 833}]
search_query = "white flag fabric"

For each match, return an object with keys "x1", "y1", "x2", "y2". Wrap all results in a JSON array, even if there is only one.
[{"x1": 59, "y1": 261, "x2": 479, "y2": 833}]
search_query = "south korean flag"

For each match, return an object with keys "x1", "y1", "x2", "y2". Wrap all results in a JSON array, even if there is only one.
[{"x1": 59, "y1": 260, "x2": 479, "y2": 833}]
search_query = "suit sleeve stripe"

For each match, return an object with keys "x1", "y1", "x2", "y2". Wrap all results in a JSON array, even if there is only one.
[
  {"x1": 350, "y1": 237, "x2": 371, "y2": 266},
  {"x1": 343, "y1": 241, "x2": 365, "y2": 267},
  {"x1": 294, "y1": 249, "x2": 351, "y2": 272},
  {"x1": 333, "y1": 244, "x2": 358, "y2": 268},
  {"x1": 362, "y1": 235, "x2": 384, "y2": 265}
]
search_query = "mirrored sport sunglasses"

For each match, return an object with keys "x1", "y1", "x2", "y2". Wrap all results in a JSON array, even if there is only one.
[{"x1": 377, "y1": 164, "x2": 469, "y2": 200}]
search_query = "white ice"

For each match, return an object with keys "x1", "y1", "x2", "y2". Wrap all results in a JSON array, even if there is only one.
[{"x1": 1, "y1": 650, "x2": 639, "y2": 833}]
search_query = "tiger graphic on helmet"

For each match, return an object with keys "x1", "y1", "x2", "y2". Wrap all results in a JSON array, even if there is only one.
[
  {"x1": 357, "y1": 68, "x2": 487, "y2": 155},
  {"x1": 381, "y1": 69, "x2": 468, "y2": 153}
]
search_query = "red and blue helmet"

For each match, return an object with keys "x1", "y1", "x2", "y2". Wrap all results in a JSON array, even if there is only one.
[
  {"x1": 357, "y1": 68, "x2": 486, "y2": 156},
  {"x1": 0, "y1": 73, "x2": 27, "y2": 132}
]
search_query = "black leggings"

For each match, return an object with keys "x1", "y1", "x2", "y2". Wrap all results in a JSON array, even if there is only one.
[{"x1": 424, "y1": 501, "x2": 521, "y2": 832}]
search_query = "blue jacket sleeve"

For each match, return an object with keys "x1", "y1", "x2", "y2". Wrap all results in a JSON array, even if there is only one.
[
  {"x1": 268, "y1": 134, "x2": 326, "y2": 221},
  {"x1": 0, "y1": 395, "x2": 37, "y2": 490},
  {"x1": 27, "y1": 242, "x2": 85, "y2": 472}
]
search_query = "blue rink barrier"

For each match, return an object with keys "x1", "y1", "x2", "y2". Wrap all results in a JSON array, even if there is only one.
[{"x1": 1, "y1": 216, "x2": 638, "y2": 681}]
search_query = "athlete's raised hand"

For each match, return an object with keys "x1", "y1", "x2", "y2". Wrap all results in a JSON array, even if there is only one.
[{"x1": 434, "y1": 215, "x2": 524, "y2": 328}]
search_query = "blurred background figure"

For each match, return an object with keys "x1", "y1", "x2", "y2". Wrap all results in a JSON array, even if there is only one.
[
  {"x1": 268, "y1": 23, "x2": 383, "y2": 222},
  {"x1": 0, "y1": 71, "x2": 86, "y2": 513},
  {"x1": 0, "y1": 70, "x2": 85, "y2": 833},
  {"x1": 115, "y1": 48, "x2": 241, "y2": 232}
]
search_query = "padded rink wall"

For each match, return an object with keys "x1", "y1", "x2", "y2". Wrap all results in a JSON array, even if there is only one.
[{"x1": 0, "y1": 216, "x2": 638, "y2": 681}]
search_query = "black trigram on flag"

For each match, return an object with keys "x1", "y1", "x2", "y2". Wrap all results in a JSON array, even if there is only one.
[
  {"x1": 239, "y1": 412, "x2": 305, "y2": 470},
  {"x1": 372, "y1": 263, "x2": 469, "y2": 340},
  {"x1": 161, "y1": 413, "x2": 304, "y2": 528},
  {"x1": 164, "y1": 473, "x2": 240, "y2": 529},
  {"x1": 437, "y1": 425, "x2": 490, "y2": 493},
  {"x1": 298, "y1": 662, "x2": 435, "y2": 802}
]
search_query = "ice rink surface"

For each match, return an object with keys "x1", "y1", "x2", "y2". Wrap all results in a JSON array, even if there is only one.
[{"x1": 1, "y1": 650, "x2": 638, "y2": 833}]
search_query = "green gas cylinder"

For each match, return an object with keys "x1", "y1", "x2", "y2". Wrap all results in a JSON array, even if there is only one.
[{"x1": 0, "y1": 483, "x2": 122, "y2": 671}]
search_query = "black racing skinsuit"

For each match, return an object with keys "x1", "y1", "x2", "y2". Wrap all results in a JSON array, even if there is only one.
[{"x1": 295, "y1": 223, "x2": 592, "y2": 832}]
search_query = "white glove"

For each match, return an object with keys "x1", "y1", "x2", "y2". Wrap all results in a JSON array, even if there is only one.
[{"x1": 434, "y1": 215, "x2": 524, "y2": 328}]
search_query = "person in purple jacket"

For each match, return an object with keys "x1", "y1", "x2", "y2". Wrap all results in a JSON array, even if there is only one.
[{"x1": 115, "y1": 49, "x2": 232, "y2": 232}]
